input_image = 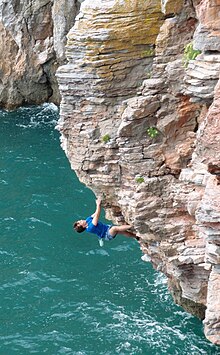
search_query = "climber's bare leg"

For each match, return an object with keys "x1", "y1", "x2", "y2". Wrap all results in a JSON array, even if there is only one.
[{"x1": 109, "y1": 225, "x2": 137, "y2": 239}]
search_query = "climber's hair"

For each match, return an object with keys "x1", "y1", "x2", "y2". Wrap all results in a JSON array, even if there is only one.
[{"x1": 73, "y1": 221, "x2": 86, "y2": 233}]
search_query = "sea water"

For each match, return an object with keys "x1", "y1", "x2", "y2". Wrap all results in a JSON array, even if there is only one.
[{"x1": 0, "y1": 105, "x2": 219, "y2": 355}]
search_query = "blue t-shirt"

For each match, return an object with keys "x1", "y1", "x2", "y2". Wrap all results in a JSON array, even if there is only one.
[{"x1": 86, "y1": 216, "x2": 109, "y2": 239}]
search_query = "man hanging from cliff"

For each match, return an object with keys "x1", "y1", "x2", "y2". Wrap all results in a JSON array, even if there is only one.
[{"x1": 73, "y1": 197, "x2": 139, "y2": 247}]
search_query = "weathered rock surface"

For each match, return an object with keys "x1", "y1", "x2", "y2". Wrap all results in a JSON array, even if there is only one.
[
  {"x1": 0, "y1": 0, "x2": 81, "y2": 109},
  {"x1": 56, "y1": 0, "x2": 220, "y2": 346}
]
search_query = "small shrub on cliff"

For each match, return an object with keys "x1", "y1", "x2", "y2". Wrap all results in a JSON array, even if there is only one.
[
  {"x1": 136, "y1": 176, "x2": 145, "y2": 184},
  {"x1": 146, "y1": 127, "x2": 159, "y2": 139},
  {"x1": 145, "y1": 71, "x2": 152, "y2": 79},
  {"x1": 102, "y1": 134, "x2": 111, "y2": 144},
  {"x1": 183, "y1": 42, "x2": 201, "y2": 67},
  {"x1": 143, "y1": 47, "x2": 155, "y2": 57}
]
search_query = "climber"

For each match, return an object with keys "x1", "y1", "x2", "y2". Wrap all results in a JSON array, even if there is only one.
[{"x1": 73, "y1": 197, "x2": 139, "y2": 246}]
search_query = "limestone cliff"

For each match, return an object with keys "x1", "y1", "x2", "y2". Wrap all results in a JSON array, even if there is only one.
[
  {"x1": 0, "y1": 0, "x2": 82, "y2": 109},
  {"x1": 1, "y1": 0, "x2": 219, "y2": 347},
  {"x1": 56, "y1": 0, "x2": 220, "y2": 346}
]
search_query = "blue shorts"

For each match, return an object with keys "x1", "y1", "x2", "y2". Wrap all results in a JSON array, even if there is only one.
[{"x1": 103, "y1": 225, "x2": 116, "y2": 241}]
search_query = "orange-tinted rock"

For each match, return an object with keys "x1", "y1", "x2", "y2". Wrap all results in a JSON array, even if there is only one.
[{"x1": 0, "y1": 0, "x2": 80, "y2": 109}]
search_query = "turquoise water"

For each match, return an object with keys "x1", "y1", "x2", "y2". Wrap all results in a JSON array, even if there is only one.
[{"x1": 0, "y1": 105, "x2": 220, "y2": 355}]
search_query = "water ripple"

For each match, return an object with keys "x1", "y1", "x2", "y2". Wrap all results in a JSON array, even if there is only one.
[{"x1": 25, "y1": 217, "x2": 52, "y2": 227}]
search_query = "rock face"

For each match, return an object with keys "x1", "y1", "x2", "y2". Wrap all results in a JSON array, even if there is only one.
[
  {"x1": 0, "y1": 0, "x2": 81, "y2": 109},
  {"x1": 56, "y1": 0, "x2": 220, "y2": 346}
]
